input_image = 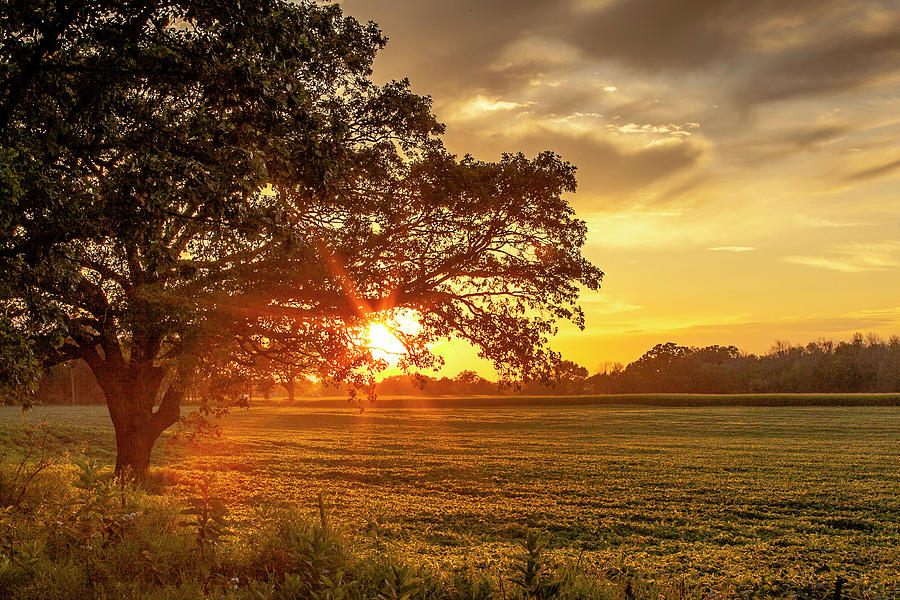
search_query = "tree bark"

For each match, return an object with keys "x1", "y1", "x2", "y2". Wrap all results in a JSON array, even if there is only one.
[
  {"x1": 284, "y1": 376, "x2": 296, "y2": 403},
  {"x1": 112, "y1": 413, "x2": 157, "y2": 477},
  {"x1": 92, "y1": 362, "x2": 183, "y2": 480}
]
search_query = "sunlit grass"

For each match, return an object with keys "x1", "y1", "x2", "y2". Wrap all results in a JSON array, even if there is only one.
[{"x1": 4, "y1": 403, "x2": 896, "y2": 594}]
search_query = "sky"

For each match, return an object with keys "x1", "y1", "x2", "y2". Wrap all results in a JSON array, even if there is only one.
[{"x1": 340, "y1": 0, "x2": 900, "y2": 375}]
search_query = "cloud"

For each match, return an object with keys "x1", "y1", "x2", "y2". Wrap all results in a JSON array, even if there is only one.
[
  {"x1": 609, "y1": 121, "x2": 699, "y2": 137},
  {"x1": 784, "y1": 257, "x2": 874, "y2": 273},
  {"x1": 342, "y1": 0, "x2": 567, "y2": 97},
  {"x1": 583, "y1": 208, "x2": 725, "y2": 249},
  {"x1": 843, "y1": 156, "x2": 900, "y2": 183},
  {"x1": 579, "y1": 293, "x2": 644, "y2": 315},
  {"x1": 542, "y1": 131, "x2": 706, "y2": 198},
  {"x1": 785, "y1": 240, "x2": 900, "y2": 272},
  {"x1": 567, "y1": 0, "x2": 850, "y2": 71},
  {"x1": 722, "y1": 124, "x2": 855, "y2": 166},
  {"x1": 737, "y1": 27, "x2": 900, "y2": 106},
  {"x1": 490, "y1": 34, "x2": 584, "y2": 74},
  {"x1": 564, "y1": 0, "x2": 900, "y2": 109},
  {"x1": 595, "y1": 312, "x2": 753, "y2": 336},
  {"x1": 792, "y1": 215, "x2": 866, "y2": 228},
  {"x1": 680, "y1": 307, "x2": 900, "y2": 336},
  {"x1": 452, "y1": 95, "x2": 534, "y2": 120},
  {"x1": 709, "y1": 246, "x2": 755, "y2": 252},
  {"x1": 341, "y1": 0, "x2": 899, "y2": 239},
  {"x1": 602, "y1": 306, "x2": 900, "y2": 338},
  {"x1": 345, "y1": 0, "x2": 900, "y2": 117}
]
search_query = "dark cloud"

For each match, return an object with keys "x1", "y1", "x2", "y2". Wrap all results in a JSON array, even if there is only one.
[
  {"x1": 736, "y1": 28, "x2": 900, "y2": 106},
  {"x1": 568, "y1": 137, "x2": 705, "y2": 199},
  {"x1": 722, "y1": 124, "x2": 855, "y2": 166},
  {"x1": 568, "y1": 0, "x2": 900, "y2": 106},
  {"x1": 340, "y1": 0, "x2": 563, "y2": 96},
  {"x1": 339, "y1": 0, "x2": 898, "y2": 207},
  {"x1": 844, "y1": 157, "x2": 900, "y2": 183},
  {"x1": 343, "y1": 0, "x2": 900, "y2": 119},
  {"x1": 568, "y1": 0, "x2": 842, "y2": 70},
  {"x1": 783, "y1": 125, "x2": 855, "y2": 150}
]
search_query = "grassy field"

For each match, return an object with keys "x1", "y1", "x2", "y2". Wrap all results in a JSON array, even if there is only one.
[{"x1": 2, "y1": 402, "x2": 899, "y2": 596}]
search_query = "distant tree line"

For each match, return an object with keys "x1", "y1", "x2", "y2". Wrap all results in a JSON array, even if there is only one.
[
  {"x1": 22, "y1": 333, "x2": 900, "y2": 404},
  {"x1": 587, "y1": 334, "x2": 900, "y2": 394}
]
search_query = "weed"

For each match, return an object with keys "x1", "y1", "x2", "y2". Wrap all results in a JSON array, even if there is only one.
[
  {"x1": 0, "y1": 423, "x2": 53, "y2": 509},
  {"x1": 179, "y1": 475, "x2": 229, "y2": 580},
  {"x1": 379, "y1": 563, "x2": 421, "y2": 600},
  {"x1": 511, "y1": 531, "x2": 561, "y2": 600}
]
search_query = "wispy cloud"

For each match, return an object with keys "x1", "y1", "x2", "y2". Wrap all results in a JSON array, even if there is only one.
[
  {"x1": 709, "y1": 246, "x2": 755, "y2": 252},
  {"x1": 784, "y1": 256, "x2": 872, "y2": 273},
  {"x1": 454, "y1": 95, "x2": 534, "y2": 119},
  {"x1": 737, "y1": 26, "x2": 900, "y2": 107},
  {"x1": 785, "y1": 240, "x2": 900, "y2": 272},
  {"x1": 579, "y1": 293, "x2": 644, "y2": 315},
  {"x1": 597, "y1": 313, "x2": 753, "y2": 336},
  {"x1": 793, "y1": 215, "x2": 865, "y2": 228},
  {"x1": 844, "y1": 156, "x2": 900, "y2": 183},
  {"x1": 682, "y1": 307, "x2": 900, "y2": 336},
  {"x1": 609, "y1": 121, "x2": 699, "y2": 137}
]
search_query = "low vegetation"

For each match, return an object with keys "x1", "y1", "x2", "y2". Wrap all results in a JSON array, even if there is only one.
[
  {"x1": 1, "y1": 404, "x2": 897, "y2": 599},
  {"x1": 0, "y1": 428, "x2": 719, "y2": 600}
]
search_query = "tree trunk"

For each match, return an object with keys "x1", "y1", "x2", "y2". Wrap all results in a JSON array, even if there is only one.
[
  {"x1": 92, "y1": 362, "x2": 183, "y2": 480},
  {"x1": 112, "y1": 412, "x2": 158, "y2": 478},
  {"x1": 285, "y1": 376, "x2": 296, "y2": 403}
]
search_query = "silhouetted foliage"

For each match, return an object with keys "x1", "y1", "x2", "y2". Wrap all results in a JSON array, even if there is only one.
[
  {"x1": 588, "y1": 334, "x2": 900, "y2": 394},
  {"x1": 0, "y1": 1, "x2": 601, "y2": 475}
]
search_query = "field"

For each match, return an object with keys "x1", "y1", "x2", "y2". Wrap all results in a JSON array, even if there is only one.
[{"x1": 2, "y1": 402, "x2": 899, "y2": 596}]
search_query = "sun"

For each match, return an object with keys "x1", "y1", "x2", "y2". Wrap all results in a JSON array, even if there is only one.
[
  {"x1": 364, "y1": 311, "x2": 422, "y2": 365},
  {"x1": 366, "y1": 322, "x2": 406, "y2": 359}
]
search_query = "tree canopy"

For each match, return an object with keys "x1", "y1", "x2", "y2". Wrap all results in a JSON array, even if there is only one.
[{"x1": 0, "y1": 0, "x2": 603, "y2": 475}]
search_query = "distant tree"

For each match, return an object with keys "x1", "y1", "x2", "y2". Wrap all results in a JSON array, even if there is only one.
[
  {"x1": 449, "y1": 370, "x2": 494, "y2": 395},
  {"x1": 274, "y1": 368, "x2": 303, "y2": 403},
  {"x1": 255, "y1": 376, "x2": 277, "y2": 402},
  {"x1": 586, "y1": 361, "x2": 624, "y2": 394},
  {"x1": 32, "y1": 359, "x2": 104, "y2": 405},
  {"x1": 0, "y1": 1, "x2": 602, "y2": 476},
  {"x1": 633, "y1": 342, "x2": 692, "y2": 370},
  {"x1": 625, "y1": 342, "x2": 692, "y2": 391},
  {"x1": 376, "y1": 374, "x2": 419, "y2": 396},
  {"x1": 547, "y1": 359, "x2": 588, "y2": 394}
]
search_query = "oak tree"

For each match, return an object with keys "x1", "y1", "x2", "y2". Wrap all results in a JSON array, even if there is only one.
[{"x1": 0, "y1": 0, "x2": 603, "y2": 476}]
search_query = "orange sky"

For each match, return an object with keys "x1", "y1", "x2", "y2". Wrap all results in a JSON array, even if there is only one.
[{"x1": 341, "y1": 0, "x2": 900, "y2": 376}]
